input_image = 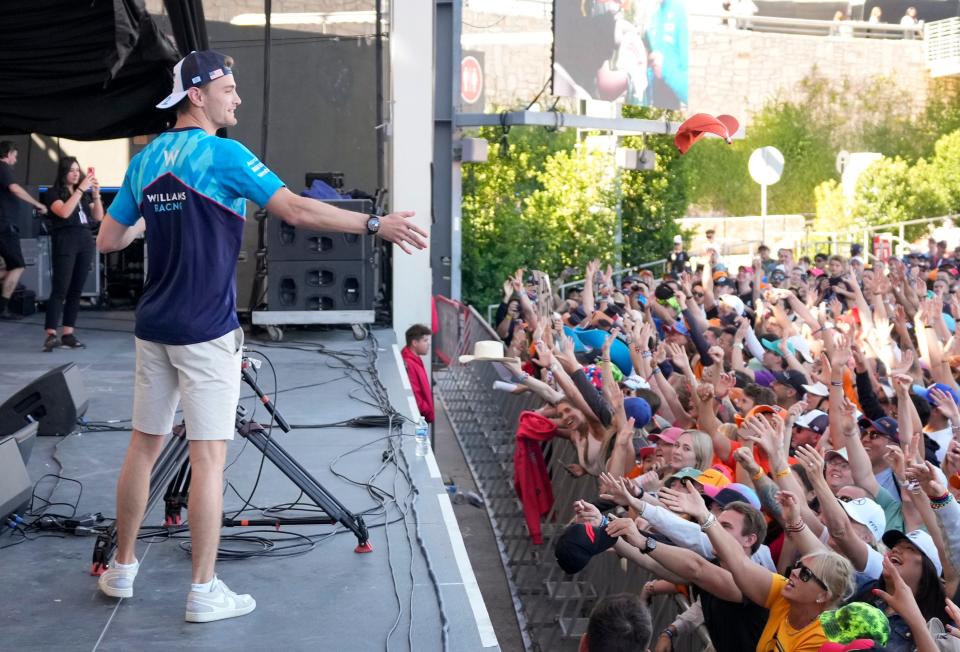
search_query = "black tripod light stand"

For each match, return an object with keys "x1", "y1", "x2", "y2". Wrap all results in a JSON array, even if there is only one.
[{"x1": 91, "y1": 359, "x2": 372, "y2": 575}]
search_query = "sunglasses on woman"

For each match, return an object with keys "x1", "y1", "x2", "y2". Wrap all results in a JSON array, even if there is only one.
[{"x1": 789, "y1": 561, "x2": 828, "y2": 591}]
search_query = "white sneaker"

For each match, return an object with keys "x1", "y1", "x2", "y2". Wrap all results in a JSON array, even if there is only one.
[
  {"x1": 185, "y1": 578, "x2": 256, "y2": 623},
  {"x1": 98, "y1": 560, "x2": 139, "y2": 598}
]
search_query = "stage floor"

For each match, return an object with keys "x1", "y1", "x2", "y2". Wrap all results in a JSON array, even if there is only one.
[{"x1": 0, "y1": 313, "x2": 499, "y2": 652}]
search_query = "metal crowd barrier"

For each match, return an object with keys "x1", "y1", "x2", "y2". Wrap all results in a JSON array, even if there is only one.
[{"x1": 433, "y1": 296, "x2": 709, "y2": 652}]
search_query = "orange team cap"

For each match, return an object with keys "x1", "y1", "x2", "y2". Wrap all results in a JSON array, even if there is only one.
[{"x1": 735, "y1": 404, "x2": 787, "y2": 427}]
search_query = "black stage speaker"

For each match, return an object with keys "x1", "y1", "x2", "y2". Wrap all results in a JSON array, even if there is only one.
[
  {"x1": 267, "y1": 221, "x2": 373, "y2": 261},
  {"x1": 19, "y1": 237, "x2": 52, "y2": 301},
  {"x1": 0, "y1": 437, "x2": 31, "y2": 520},
  {"x1": 266, "y1": 260, "x2": 373, "y2": 311},
  {"x1": 266, "y1": 199, "x2": 374, "y2": 261},
  {"x1": 5, "y1": 184, "x2": 42, "y2": 238},
  {"x1": 265, "y1": 198, "x2": 376, "y2": 312},
  {"x1": 0, "y1": 363, "x2": 89, "y2": 436}
]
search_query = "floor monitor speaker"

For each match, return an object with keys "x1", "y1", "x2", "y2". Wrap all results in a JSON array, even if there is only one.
[
  {"x1": 0, "y1": 363, "x2": 89, "y2": 436},
  {"x1": 0, "y1": 438, "x2": 31, "y2": 520}
]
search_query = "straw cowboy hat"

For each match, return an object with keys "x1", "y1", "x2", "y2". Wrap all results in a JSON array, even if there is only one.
[{"x1": 458, "y1": 340, "x2": 520, "y2": 364}]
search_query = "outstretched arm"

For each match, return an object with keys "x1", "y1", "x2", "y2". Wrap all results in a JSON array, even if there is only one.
[
  {"x1": 266, "y1": 187, "x2": 426, "y2": 253},
  {"x1": 606, "y1": 518, "x2": 745, "y2": 602},
  {"x1": 659, "y1": 481, "x2": 773, "y2": 607}
]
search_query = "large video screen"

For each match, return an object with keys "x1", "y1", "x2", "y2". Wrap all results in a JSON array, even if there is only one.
[{"x1": 553, "y1": 0, "x2": 689, "y2": 110}]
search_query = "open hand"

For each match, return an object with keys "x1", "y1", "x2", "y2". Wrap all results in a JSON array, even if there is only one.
[
  {"x1": 873, "y1": 556, "x2": 923, "y2": 622},
  {"x1": 794, "y1": 445, "x2": 825, "y2": 483},
  {"x1": 598, "y1": 472, "x2": 636, "y2": 506},
  {"x1": 573, "y1": 499, "x2": 602, "y2": 526},
  {"x1": 774, "y1": 490, "x2": 802, "y2": 525},
  {"x1": 377, "y1": 211, "x2": 428, "y2": 254},
  {"x1": 930, "y1": 387, "x2": 960, "y2": 424},
  {"x1": 659, "y1": 479, "x2": 709, "y2": 522},
  {"x1": 606, "y1": 516, "x2": 647, "y2": 549}
]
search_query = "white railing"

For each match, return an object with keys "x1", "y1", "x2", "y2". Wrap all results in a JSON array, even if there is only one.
[
  {"x1": 698, "y1": 11, "x2": 924, "y2": 39},
  {"x1": 926, "y1": 18, "x2": 960, "y2": 77}
]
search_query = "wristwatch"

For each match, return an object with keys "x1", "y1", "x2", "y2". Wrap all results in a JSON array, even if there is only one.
[
  {"x1": 365, "y1": 214, "x2": 381, "y2": 235},
  {"x1": 641, "y1": 537, "x2": 658, "y2": 554}
]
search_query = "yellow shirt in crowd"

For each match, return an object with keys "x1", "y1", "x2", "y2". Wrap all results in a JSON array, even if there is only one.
[{"x1": 755, "y1": 574, "x2": 829, "y2": 652}]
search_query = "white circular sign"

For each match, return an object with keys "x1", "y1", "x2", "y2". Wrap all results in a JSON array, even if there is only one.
[{"x1": 748, "y1": 146, "x2": 784, "y2": 186}]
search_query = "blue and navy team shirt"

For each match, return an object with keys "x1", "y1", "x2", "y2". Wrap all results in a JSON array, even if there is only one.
[{"x1": 109, "y1": 127, "x2": 284, "y2": 345}]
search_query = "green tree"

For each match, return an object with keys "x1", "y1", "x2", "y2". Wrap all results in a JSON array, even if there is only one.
[
  {"x1": 813, "y1": 178, "x2": 851, "y2": 234},
  {"x1": 460, "y1": 126, "x2": 575, "y2": 309},
  {"x1": 459, "y1": 106, "x2": 693, "y2": 309},
  {"x1": 685, "y1": 99, "x2": 834, "y2": 216},
  {"x1": 850, "y1": 157, "x2": 946, "y2": 242},
  {"x1": 522, "y1": 145, "x2": 619, "y2": 274},
  {"x1": 930, "y1": 130, "x2": 960, "y2": 213}
]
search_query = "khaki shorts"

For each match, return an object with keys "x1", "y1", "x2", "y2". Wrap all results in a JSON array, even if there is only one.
[{"x1": 132, "y1": 328, "x2": 244, "y2": 440}]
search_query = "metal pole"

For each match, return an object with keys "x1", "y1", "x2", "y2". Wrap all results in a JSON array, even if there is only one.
[
  {"x1": 614, "y1": 166, "x2": 623, "y2": 280},
  {"x1": 260, "y1": 0, "x2": 271, "y2": 162},
  {"x1": 760, "y1": 183, "x2": 767, "y2": 244}
]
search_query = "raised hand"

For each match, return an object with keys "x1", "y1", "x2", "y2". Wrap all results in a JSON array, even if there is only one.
[
  {"x1": 598, "y1": 472, "x2": 636, "y2": 506},
  {"x1": 794, "y1": 445, "x2": 826, "y2": 483},
  {"x1": 502, "y1": 278, "x2": 514, "y2": 301},
  {"x1": 873, "y1": 556, "x2": 924, "y2": 623},
  {"x1": 613, "y1": 415, "x2": 634, "y2": 443},
  {"x1": 891, "y1": 350, "x2": 915, "y2": 377},
  {"x1": 733, "y1": 446, "x2": 763, "y2": 478},
  {"x1": 787, "y1": 399, "x2": 809, "y2": 421},
  {"x1": 883, "y1": 445, "x2": 906, "y2": 482},
  {"x1": 511, "y1": 269, "x2": 524, "y2": 293},
  {"x1": 930, "y1": 387, "x2": 960, "y2": 424},
  {"x1": 533, "y1": 341, "x2": 554, "y2": 369},
  {"x1": 602, "y1": 328, "x2": 621, "y2": 361},
  {"x1": 606, "y1": 516, "x2": 647, "y2": 549},
  {"x1": 659, "y1": 480, "x2": 709, "y2": 522},
  {"x1": 829, "y1": 332, "x2": 851, "y2": 371},
  {"x1": 573, "y1": 499, "x2": 602, "y2": 526},
  {"x1": 774, "y1": 490, "x2": 802, "y2": 525},
  {"x1": 906, "y1": 461, "x2": 943, "y2": 498},
  {"x1": 695, "y1": 382, "x2": 715, "y2": 405},
  {"x1": 946, "y1": 598, "x2": 960, "y2": 639},
  {"x1": 666, "y1": 342, "x2": 691, "y2": 373},
  {"x1": 742, "y1": 414, "x2": 783, "y2": 459},
  {"x1": 735, "y1": 317, "x2": 751, "y2": 342}
]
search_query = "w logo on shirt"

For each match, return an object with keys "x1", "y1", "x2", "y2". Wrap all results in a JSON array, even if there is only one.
[{"x1": 163, "y1": 149, "x2": 180, "y2": 166}]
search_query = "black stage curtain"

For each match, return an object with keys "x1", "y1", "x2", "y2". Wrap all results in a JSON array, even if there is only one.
[{"x1": 0, "y1": 0, "x2": 180, "y2": 140}]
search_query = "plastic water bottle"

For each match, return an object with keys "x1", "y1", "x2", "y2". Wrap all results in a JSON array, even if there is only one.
[{"x1": 415, "y1": 417, "x2": 430, "y2": 456}]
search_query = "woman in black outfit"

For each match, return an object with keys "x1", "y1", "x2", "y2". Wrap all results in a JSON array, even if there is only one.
[{"x1": 42, "y1": 157, "x2": 102, "y2": 351}]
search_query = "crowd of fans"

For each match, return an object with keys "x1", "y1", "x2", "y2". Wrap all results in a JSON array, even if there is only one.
[{"x1": 481, "y1": 237, "x2": 960, "y2": 651}]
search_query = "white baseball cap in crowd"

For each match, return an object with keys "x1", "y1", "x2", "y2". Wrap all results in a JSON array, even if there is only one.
[
  {"x1": 719, "y1": 295, "x2": 745, "y2": 316},
  {"x1": 838, "y1": 496, "x2": 886, "y2": 544},
  {"x1": 882, "y1": 529, "x2": 943, "y2": 577},
  {"x1": 802, "y1": 381, "x2": 829, "y2": 397}
]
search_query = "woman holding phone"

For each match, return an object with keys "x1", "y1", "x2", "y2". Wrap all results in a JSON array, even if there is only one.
[{"x1": 41, "y1": 157, "x2": 102, "y2": 351}]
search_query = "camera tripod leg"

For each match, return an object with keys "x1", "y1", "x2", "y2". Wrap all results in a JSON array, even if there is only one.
[
  {"x1": 164, "y1": 463, "x2": 191, "y2": 526},
  {"x1": 91, "y1": 426, "x2": 191, "y2": 575},
  {"x1": 238, "y1": 419, "x2": 371, "y2": 552}
]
